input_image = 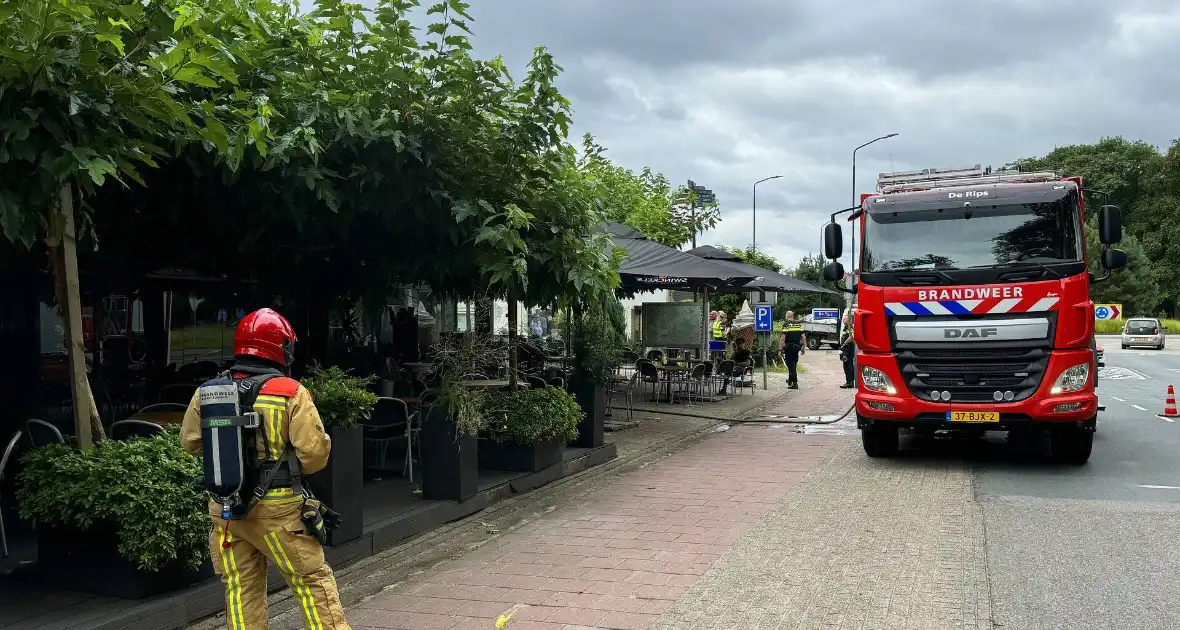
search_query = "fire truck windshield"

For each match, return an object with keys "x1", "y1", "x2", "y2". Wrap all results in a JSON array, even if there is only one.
[{"x1": 861, "y1": 195, "x2": 1082, "y2": 272}]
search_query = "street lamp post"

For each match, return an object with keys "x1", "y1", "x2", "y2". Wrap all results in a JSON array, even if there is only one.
[
  {"x1": 752, "y1": 175, "x2": 782, "y2": 255},
  {"x1": 850, "y1": 133, "x2": 899, "y2": 260},
  {"x1": 843, "y1": 133, "x2": 898, "y2": 341}
]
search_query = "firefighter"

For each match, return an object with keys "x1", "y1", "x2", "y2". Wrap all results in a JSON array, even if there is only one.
[
  {"x1": 181, "y1": 308, "x2": 351, "y2": 630},
  {"x1": 839, "y1": 312, "x2": 856, "y2": 389},
  {"x1": 780, "y1": 311, "x2": 806, "y2": 389}
]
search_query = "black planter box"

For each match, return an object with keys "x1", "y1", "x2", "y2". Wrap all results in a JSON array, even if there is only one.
[
  {"x1": 479, "y1": 437, "x2": 563, "y2": 472},
  {"x1": 572, "y1": 378, "x2": 606, "y2": 448},
  {"x1": 420, "y1": 406, "x2": 479, "y2": 501},
  {"x1": 306, "y1": 425, "x2": 364, "y2": 546},
  {"x1": 36, "y1": 524, "x2": 213, "y2": 599}
]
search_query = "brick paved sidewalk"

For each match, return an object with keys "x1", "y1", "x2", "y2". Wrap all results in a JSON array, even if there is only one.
[{"x1": 347, "y1": 427, "x2": 841, "y2": 629}]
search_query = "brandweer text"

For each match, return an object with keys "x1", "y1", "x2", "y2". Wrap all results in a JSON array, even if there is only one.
[{"x1": 916, "y1": 287, "x2": 1024, "y2": 301}]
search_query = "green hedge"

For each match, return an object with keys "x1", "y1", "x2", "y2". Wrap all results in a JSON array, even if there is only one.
[
  {"x1": 1094, "y1": 318, "x2": 1180, "y2": 334},
  {"x1": 17, "y1": 426, "x2": 208, "y2": 571}
]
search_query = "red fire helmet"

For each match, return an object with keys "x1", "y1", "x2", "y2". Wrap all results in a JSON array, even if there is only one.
[{"x1": 234, "y1": 308, "x2": 297, "y2": 366}]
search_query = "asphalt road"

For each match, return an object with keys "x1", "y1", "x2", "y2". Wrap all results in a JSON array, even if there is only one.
[{"x1": 966, "y1": 334, "x2": 1180, "y2": 630}]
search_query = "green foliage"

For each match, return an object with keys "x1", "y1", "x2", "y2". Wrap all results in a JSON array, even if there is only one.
[
  {"x1": 570, "y1": 289, "x2": 626, "y2": 385},
  {"x1": 301, "y1": 364, "x2": 379, "y2": 432},
  {"x1": 709, "y1": 246, "x2": 784, "y2": 317},
  {"x1": 483, "y1": 386, "x2": 582, "y2": 446},
  {"x1": 2, "y1": 0, "x2": 623, "y2": 316},
  {"x1": 0, "y1": 0, "x2": 292, "y2": 247},
  {"x1": 580, "y1": 135, "x2": 719, "y2": 248},
  {"x1": 438, "y1": 379, "x2": 490, "y2": 438},
  {"x1": 1095, "y1": 318, "x2": 1180, "y2": 334},
  {"x1": 1018, "y1": 137, "x2": 1180, "y2": 315},
  {"x1": 16, "y1": 425, "x2": 208, "y2": 571},
  {"x1": 1081, "y1": 216, "x2": 1159, "y2": 317}
]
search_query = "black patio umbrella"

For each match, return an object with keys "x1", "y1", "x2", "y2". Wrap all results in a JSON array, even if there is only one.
[
  {"x1": 605, "y1": 222, "x2": 756, "y2": 291},
  {"x1": 686, "y1": 245, "x2": 837, "y2": 294}
]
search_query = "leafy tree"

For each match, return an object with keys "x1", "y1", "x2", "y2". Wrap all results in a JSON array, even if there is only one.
[
  {"x1": 1083, "y1": 216, "x2": 1159, "y2": 317},
  {"x1": 579, "y1": 135, "x2": 719, "y2": 248},
  {"x1": 1017, "y1": 136, "x2": 1179, "y2": 314},
  {"x1": 777, "y1": 254, "x2": 844, "y2": 319}
]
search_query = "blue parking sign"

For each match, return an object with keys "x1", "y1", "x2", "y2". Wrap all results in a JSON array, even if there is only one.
[{"x1": 754, "y1": 305, "x2": 773, "y2": 332}]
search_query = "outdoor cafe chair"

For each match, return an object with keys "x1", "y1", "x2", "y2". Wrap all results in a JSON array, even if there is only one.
[
  {"x1": 735, "y1": 365, "x2": 756, "y2": 395},
  {"x1": 606, "y1": 371, "x2": 639, "y2": 420},
  {"x1": 636, "y1": 359, "x2": 664, "y2": 403},
  {"x1": 25, "y1": 419, "x2": 65, "y2": 448},
  {"x1": 136, "y1": 402, "x2": 188, "y2": 414},
  {"x1": 1, "y1": 430, "x2": 22, "y2": 557},
  {"x1": 461, "y1": 373, "x2": 490, "y2": 381},
  {"x1": 360, "y1": 397, "x2": 420, "y2": 483},
  {"x1": 110, "y1": 419, "x2": 165, "y2": 440},
  {"x1": 686, "y1": 362, "x2": 708, "y2": 403},
  {"x1": 526, "y1": 375, "x2": 548, "y2": 390},
  {"x1": 548, "y1": 376, "x2": 565, "y2": 389},
  {"x1": 714, "y1": 360, "x2": 736, "y2": 398}
]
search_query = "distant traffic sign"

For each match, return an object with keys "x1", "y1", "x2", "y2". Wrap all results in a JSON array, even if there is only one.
[
  {"x1": 1094, "y1": 304, "x2": 1122, "y2": 320},
  {"x1": 812, "y1": 308, "x2": 840, "y2": 321},
  {"x1": 754, "y1": 305, "x2": 773, "y2": 332}
]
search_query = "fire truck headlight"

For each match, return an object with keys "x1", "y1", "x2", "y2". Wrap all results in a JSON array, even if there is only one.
[
  {"x1": 860, "y1": 366, "x2": 896, "y2": 395},
  {"x1": 1050, "y1": 363, "x2": 1090, "y2": 394}
]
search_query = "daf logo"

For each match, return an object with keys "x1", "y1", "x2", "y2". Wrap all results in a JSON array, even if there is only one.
[{"x1": 944, "y1": 327, "x2": 999, "y2": 339}]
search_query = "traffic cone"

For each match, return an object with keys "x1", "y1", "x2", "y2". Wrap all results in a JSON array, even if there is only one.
[{"x1": 1164, "y1": 385, "x2": 1179, "y2": 418}]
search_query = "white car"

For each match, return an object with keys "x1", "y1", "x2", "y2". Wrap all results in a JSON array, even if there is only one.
[{"x1": 1121, "y1": 317, "x2": 1166, "y2": 350}]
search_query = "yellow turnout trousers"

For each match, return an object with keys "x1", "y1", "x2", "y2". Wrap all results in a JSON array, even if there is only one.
[{"x1": 210, "y1": 507, "x2": 350, "y2": 630}]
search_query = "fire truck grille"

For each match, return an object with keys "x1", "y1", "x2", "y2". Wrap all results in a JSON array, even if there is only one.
[{"x1": 895, "y1": 346, "x2": 1049, "y2": 403}]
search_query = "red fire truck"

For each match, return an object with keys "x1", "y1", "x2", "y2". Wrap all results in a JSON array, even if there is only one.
[{"x1": 820, "y1": 164, "x2": 1127, "y2": 464}]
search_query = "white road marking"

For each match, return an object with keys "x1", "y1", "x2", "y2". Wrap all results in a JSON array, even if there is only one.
[
  {"x1": 1137, "y1": 484, "x2": 1180, "y2": 490},
  {"x1": 1158, "y1": 415, "x2": 1176, "y2": 423},
  {"x1": 1111, "y1": 396, "x2": 1126, "y2": 402},
  {"x1": 1131, "y1": 404, "x2": 1148, "y2": 411}
]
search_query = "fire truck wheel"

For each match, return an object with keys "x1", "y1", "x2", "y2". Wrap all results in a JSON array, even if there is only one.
[
  {"x1": 861, "y1": 423, "x2": 899, "y2": 458},
  {"x1": 1050, "y1": 426, "x2": 1093, "y2": 465}
]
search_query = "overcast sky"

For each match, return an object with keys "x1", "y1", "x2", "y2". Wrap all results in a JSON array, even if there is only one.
[{"x1": 395, "y1": 0, "x2": 1180, "y2": 269}]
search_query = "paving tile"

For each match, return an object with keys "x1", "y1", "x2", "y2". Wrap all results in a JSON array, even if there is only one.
[{"x1": 347, "y1": 357, "x2": 849, "y2": 630}]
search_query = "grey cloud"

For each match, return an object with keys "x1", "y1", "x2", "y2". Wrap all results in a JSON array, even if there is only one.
[{"x1": 382, "y1": 0, "x2": 1180, "y2": 268}]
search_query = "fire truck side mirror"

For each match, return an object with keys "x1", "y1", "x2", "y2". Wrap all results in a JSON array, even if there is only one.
[
  {"x1": 823, "y1": 222, "x2": 843, "y2": 259},
  {"x1": 1098, "y1": 205, "x2": 1123, "y2": 244},
  {"x1": 1101, "y1": 248, "x2": 1127, "y2": 271},
  {"x1": 823, "y1": 261, "x2": 845, "y2": 282}
]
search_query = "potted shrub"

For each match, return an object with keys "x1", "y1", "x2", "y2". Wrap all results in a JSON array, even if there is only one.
[
  {"x1": 418, "y1": 331, "x2": 502, "y2": 501},
  {"x1": 302, "y1": 364, "x2": 378, "y2": 546},
  {"x1": 479, "y1": 387, "x2": 581, "y2": 472},
  {"x1": 420, "y1": 379, "x2": 487, "y2": 500},
  {"x1": 16, "y1": 427, "x2": 212, "y2": 598},
  {"x1": 569, "y1": 293, "x2": 625, "y2": 447}
]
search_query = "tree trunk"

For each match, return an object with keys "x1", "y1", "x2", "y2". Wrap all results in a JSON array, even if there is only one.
[
  {"x1": 506, "y1": 295, "x2": 518, "y2": 387},
  {"x1": 46, "y1": 183, "x2": 105, "y2": 448}
]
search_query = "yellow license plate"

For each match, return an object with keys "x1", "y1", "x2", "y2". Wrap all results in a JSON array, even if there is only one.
[{"x1": 947, "y1": 411, "x2": 999, "y2": 423}]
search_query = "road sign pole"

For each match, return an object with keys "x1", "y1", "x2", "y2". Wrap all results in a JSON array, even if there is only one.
[{"x1": 762, "y1": 347, "x2": 767, "y2": 390}]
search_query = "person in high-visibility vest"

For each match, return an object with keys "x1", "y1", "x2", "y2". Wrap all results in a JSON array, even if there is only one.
[
  {"x1": 779, "y1": 311, "x2": 806, "y2": 389},
  {"x1": 711, "y1": 312, "x2": 728, "y2": 340},
  {"x1": 839, "y1": 312, "x2": 855, "y2": 388}
]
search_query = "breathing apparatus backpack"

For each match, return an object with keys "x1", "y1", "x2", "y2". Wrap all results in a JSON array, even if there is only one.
[{"x1": 197, "y1": 371, "x2": 293, "y2": 521}]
